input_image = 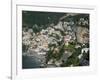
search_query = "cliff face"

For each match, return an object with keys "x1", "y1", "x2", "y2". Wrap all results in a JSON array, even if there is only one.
[{"x1": 76, "y1": 26, "x2": 89, "y2": 44}]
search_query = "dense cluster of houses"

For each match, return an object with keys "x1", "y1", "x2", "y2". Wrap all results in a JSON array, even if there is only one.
[{"x1": 22, "y1": 13, "x2": 89, "y2": 68}]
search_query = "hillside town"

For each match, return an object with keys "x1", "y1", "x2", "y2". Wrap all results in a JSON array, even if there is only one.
[{"x1": 22, "y1": 11, "x2": 89, "y2": 68}]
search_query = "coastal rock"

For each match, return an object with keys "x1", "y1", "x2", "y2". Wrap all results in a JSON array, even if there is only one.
[{"x1": 76, "y1": 26, "x2": 89, "y2": 44}]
